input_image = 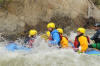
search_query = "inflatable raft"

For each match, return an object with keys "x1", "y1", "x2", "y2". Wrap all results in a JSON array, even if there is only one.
[
  {"x1": 85, "y1": 50, "x2": 100, "y2": 55},
  {"x1": 6, "y1": 43, "x2": 31, "y2": 52}
]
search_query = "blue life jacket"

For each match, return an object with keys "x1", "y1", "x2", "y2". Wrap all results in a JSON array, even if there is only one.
[{"x1": 49, "y1": 29, "x2": 61, "y2": 46}]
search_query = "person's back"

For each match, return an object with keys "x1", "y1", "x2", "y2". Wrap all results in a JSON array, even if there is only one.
[
  {"x1": 50, "y1": 29, "x2": 61, "y2": 46},
  {"x1": 60, "y1": 36, "x2": 68, "y2": 48},
  {"x1": 78, "y1": 36, "x2": 88, "y2": 52}
]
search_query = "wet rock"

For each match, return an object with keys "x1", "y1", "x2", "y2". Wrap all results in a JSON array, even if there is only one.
[{"x1": 0, "y1": 0, "x2": 99, "y2": 37}]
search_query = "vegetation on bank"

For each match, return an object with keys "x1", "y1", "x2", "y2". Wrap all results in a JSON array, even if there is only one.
[{"x1": 92, "y1": 0, "x2": 100, "y2": 5}]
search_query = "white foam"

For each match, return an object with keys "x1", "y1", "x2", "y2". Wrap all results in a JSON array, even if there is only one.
[{"x1": 0, "y1": 33, "x2": 99, "y2": 66}]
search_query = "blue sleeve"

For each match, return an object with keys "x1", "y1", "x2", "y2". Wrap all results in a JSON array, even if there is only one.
[
  {"x1": 49, "y1": 33, "x2": 60, "y2": 45},
  {"x1": 91, "y1": 31, "x2": 99, "y2": 40}
]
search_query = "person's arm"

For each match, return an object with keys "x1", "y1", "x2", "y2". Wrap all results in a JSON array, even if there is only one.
[
  {"x1": 24, "y1": 37, "x2": 30, "y2": 44},
  {"x1": 49, "y1": 33, "x2": 60, "y2": 45},
  {"x1": 91, "y1": 31, "x2": 99, "y2": 40}
]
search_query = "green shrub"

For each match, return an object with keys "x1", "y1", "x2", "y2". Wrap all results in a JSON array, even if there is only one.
[
  {"x1": 0, "y1": 0, "x2": 4, "y2": 4},
  {"x1": 96, "y1": 0, "x2": 100, "y2": 5}
]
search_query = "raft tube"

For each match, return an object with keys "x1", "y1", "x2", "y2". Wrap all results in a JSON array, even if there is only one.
[{"x1": 6, "y1": 43, "x2": 30, "y2": 52}]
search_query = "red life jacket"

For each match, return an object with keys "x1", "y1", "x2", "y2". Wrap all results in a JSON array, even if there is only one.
[
  {"x1": 28, "y1": 38, "x2": 35, "y2": 48},
  {"x1": 48, "y1": 36, "x2": 52, "y2": 41},
  {"x1": 60, "y1": 34, "x2": 63, "y2": 40},
  {"x1": 74, "y1": 37, "x2": 79, "y2": 48},
  {"x1": 74, "y1": 36, "x2": 90, "y2": 48}
]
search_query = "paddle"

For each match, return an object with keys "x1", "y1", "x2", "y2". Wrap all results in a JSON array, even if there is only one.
[{"x1": 68, "y1": 41, "x2": 75, "y2": 48}]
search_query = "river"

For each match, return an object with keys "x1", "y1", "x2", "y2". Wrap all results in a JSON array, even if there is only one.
[{"x1": 0, "y1": 31, "x2": 99, "y2": 66}]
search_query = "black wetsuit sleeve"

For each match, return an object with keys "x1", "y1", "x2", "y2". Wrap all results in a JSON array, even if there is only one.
[
  {"x1": 76, "y1": 37, "x2": 80, "y2": 48},
  {"x1": 24, "y1": 37, "x2": 30, "y2": 43},
  {"x1": 91, "y1": 31, "x2": 99, "y2": 40},
  {"x1": 77, "y1": 42, "x2": 80, "y2": 48}
]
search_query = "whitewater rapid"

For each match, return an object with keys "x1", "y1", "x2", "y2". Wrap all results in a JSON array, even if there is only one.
[{"x1": 0, "y1": 31, "x2": 99, "y2": 66}]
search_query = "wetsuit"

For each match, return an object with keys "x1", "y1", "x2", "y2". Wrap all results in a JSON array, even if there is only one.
[
  {"x1": 24, "y1": 36, "x2": 35, "y2": 48},
  {"x1": 89, "y1": 29, "x2": 100, "y2": 50}
]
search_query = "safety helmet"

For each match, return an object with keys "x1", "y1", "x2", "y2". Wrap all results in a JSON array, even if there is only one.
[
  {"x1": 77, "y1": 28, "x2": 85, "y2": 34},
  {"x1": 29, "y1": 29, "x2": 37, "y2": 36},
  {"x1": 57, "y1": 28, "x2": 63, "y2": 34},
  {"x1": 47, "y1": 22, "x2": 55, "y2": 29},
  {"x1": 46, "y1": 31, "x2": 50, "y2": 37},
  {"x1": 94, "y1": 22, "x2": 100, "y2": 27}
]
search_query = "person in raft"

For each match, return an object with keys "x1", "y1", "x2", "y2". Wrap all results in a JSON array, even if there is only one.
[
  {"x1": 57, "y1": 28, "x2": 69, "y2": 48},
  {"x1": 47, "y1": 22, "x2": 61, "y2": 47},
  {"x1": 88, "y1": 22, "x2": 100, "y2": 50},
  {"x1": 24, "y1": 29, "x2": 37, "y2": 48},
  {"x1": 74, "y1": 28, "x2": 89, "y2": 53}
]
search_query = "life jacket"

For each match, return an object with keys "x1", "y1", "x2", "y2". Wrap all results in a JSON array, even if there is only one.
[
  {"x1": 59, "y1": 34, "x2": 69, "y2": 48},
  {"x1": 74, "y1": 34, "x2": 90, "y2": 48},
  {"x1": 28, "y1": 37, "x2": 35, "y2": 48},
  {"x1": 51, "y1": 30, "x2": 60, "y2": 41},
  {"x1": 50, "y1": 29, "x2": 61, "y2": 46},
  {"x1": 59, "y1": 34, "x2": 62, "y2": 40},
  {"x1": 86, "y1": 36, "x2": 90, "y2": 44},
  {"x1": 60, "y1": 34, "x2": 68, "y2": 41},
  {"x1": 48, "y1": 35, "x2": 52, "y2": 41}
]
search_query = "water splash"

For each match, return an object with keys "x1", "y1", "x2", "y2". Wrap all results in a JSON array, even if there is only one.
[{"x1": 0, "y1": 32, "x2": 99, "y2": 66}]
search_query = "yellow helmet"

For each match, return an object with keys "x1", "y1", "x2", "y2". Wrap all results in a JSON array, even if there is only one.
[
  {"x1": 46, "y1": 31, "x2": 50, "y2": 37},
  {"x1": 77, "y1": 28, "x2": 85, "y2": 34},
  {"x1": 57, "y1": 28, "x2": 63, "y2": 34},
  {"x1": 29, "y1": 29, "x2": 37, "y2": 36},
  {"x1": 47, "y1": 22, "x2": 55, "y2": 29}
]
